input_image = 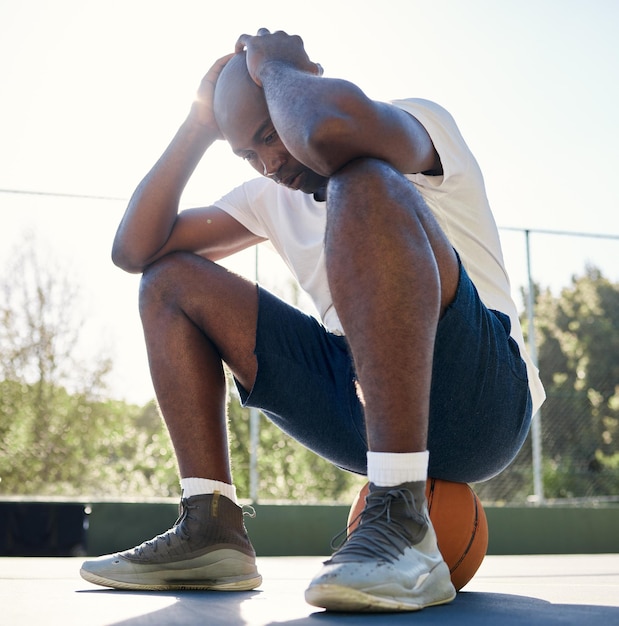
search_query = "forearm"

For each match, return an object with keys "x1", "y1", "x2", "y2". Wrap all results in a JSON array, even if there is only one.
[
  {"x1": 259, "y1": 62, "x2": 371, "y2": 176},
  {"x1": 112, "y1": 108, "x2": 219, "y2": 272}
]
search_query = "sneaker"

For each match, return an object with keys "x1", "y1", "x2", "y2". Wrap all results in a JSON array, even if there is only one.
[
  {"x1": 80, "y1": 492, "x2": 262, "y2": 591},
  {"x1": 305, "y1": 481, "x2": 456, "y2": 612}
]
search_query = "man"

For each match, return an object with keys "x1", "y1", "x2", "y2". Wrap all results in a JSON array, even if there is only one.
[{"x1": 80, "y1": 29, "x2": 544, "y2": 612}]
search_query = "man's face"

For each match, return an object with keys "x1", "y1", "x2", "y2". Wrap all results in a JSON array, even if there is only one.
[{"x1": 214, "y1": 56, "x2": 328, "y2": 197}]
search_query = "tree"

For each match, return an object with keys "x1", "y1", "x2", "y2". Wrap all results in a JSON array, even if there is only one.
[
  {"x1": 5, "y1": 233, "x2": 616, "y2": 503},
  {"x1": 0, "y1": 234, "x2": 106, "y2": 492},
  {"x1": 227, "y1": 383, "x2": 365, "y2": 503},
  {"x1": 0, "y1": 234, "x2": 179, "y2": 497},
  {"x1": 475, "y1": 265, "x2": 619, "y2": 502},
  {"x1": 535, "y1": 265, "x2": 619, "y2": 498},
  {"x1": 0, "y1": 233, "x2": 362, "y2": 501}
]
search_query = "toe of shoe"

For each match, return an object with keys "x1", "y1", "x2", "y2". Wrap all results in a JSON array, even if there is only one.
[
  {"x1": 306, "y1": 559, "x2": 455, "y2": 611},
  {"x1": 80, "y1": 554, "x2": 134, "y2": 581}
]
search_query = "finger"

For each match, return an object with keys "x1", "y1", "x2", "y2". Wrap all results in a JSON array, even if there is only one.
[
  {"x1": 197, "y1": 52, "x2": 236, "y2": 91},
  {"x1": 257, "y1": 27, "x2": 270, "y2": 35},
  {"x1": 235, "y1": 33, "x2": 250, "y2": 52}
]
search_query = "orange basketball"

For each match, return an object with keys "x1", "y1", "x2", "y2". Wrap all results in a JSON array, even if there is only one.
[{"x1": 347, "y1": 478, "x2": 488, "y2": 591}]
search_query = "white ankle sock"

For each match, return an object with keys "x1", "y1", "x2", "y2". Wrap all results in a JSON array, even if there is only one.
[
  {"x1": 180, "y1": 477, "x2": 238, "y2": 504},
  {"x1": 367, "y1": 451, "x2": 429, "y2": 486}
]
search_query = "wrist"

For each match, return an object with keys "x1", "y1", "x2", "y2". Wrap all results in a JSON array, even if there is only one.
[
  {"x1": 255, "y1": 59, "x2": 289, "y2": 87},
  {"x1": 257, "y1": 58, "x2": 321, "y2": 88},
  {"x1": 186, "y1": 101, "x2": 222, "y2": 142}
]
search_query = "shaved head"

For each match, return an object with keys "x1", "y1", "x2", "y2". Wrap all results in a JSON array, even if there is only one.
[
  {"x1": 214, "y1": 52, "x2": 266, "y2": 138},
  {"x1": 212, "y1": 50, "x2": 329, "y2": 198}
]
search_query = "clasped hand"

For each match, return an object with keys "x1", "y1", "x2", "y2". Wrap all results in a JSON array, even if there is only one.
[
  {"x1": 191, "y1": 29, "x2": 322, "y2": 136},
  {"x1": 235, "y1": 28, "x2": 323, "y2": 87}
]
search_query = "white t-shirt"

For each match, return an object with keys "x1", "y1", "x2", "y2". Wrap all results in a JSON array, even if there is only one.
[{"x1": 214, "y1": 98, "x2": 545, "y2": 413}]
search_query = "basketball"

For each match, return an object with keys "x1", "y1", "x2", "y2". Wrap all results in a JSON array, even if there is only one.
[{"x1": 347, "y1": 478, "x2": 488, "y2": 591}]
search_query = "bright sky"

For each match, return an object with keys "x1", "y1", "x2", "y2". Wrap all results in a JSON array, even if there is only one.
[{"x1": 1, "y1": 0, "x2": 618, "y2": 403}]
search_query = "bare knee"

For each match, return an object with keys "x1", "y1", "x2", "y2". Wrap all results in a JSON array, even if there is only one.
[
  {"x1": 327, "y1": 158, "x2": 403, "y2": 218},
  {"x1": 329, "y1": 157, "x2": 395, "y2": 186},
  {"x1": 325, "y1": 158, "x2": 431, "y2": 251},
  {"x1": 325, "y1": 158, "x2": 433, "y2": 242},
  {"x1": 326, "y1": 158, "x2": 459, "y2": 312},
  {"x1": 139, "y1": 252, "x2": 212, "y2": 314}
]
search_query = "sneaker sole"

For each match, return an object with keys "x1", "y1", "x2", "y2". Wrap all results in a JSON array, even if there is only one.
[
  {"x1": 79, "y1": 550, "x2": 262, "y2": 591},
  {"x1": 79, "y1": 566, "x2": 262, "y2": 591},
  {"x1": 305, "y1": 582, "x2": 456, "y2": 612}
]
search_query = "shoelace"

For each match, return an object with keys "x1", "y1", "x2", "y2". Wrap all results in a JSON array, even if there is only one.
[
  {"x1": 130, "y1": 498, "x2": 254, "y2": 557},
  {"x1": 329, "y1": 488, "x2": 422, "y2": 563},
  {"x1": 133, "y1": 499, "x2": 199, "y2": 556},
  {"x1": 242, "y1": 504, "x2": 257, "y2": 519}
]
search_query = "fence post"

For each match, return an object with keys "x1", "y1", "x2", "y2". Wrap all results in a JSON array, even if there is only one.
[{"x1": 525, "y1": 230, "x2": 544, "y2": 503}]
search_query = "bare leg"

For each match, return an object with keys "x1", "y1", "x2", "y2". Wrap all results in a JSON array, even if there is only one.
[
  {"x1": 324, "y1": 158, "x2": 460, "y2": 453},
  {"x1": 138, "y1": 252, "x2": 260, "y2": 483},
  {"x1": 308, "y1": 161, "x2": 461, "y2": 609}
]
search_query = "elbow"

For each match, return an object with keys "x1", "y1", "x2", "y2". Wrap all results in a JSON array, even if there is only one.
[
  {"x1": 111, "y1": 241, "x2": 146, "y2": 274},
  {"x1": 300, "y1": 82, "x2": 372, "y2": 175}
]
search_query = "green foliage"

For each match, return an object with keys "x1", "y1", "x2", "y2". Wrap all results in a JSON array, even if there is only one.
[
  {"x1": 227, "y1": 385, "x2": 365, "y2": 502},
  {"x1": 477, "y1": 265, "x2": 619, "y2": 502},
  {"x1": 7, "y1": 230, "x2": 615, "y2": 504},
  {"x1": 535, "y1": 266, "x2": 619, "y2": 498},
  {"x1": 0, "y1": 234, "x2": 362, "y2": 501},
  {"x1": 0, "y1": 379, "x2": 178, "y2": 497},
  {"x1": 0, "y1": 374, "x2": 363, "y2": 501},
  {"x1": 0, "y1": 234, "x2": 178, "y2": 498}
]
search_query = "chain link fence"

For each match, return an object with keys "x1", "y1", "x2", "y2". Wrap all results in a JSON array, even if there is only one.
[
  {"x1": 473, "y1": 228, "x2": 619, "y2": 504},
  {"x1": 3, "y1": 191, "x2": 619, "y2": 504}
]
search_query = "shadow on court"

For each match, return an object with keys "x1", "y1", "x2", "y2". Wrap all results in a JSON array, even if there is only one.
[{"x1": 77, "y1": 589, "x2": 619, "y2": 626}]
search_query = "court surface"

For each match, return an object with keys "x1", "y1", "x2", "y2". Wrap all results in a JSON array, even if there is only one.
[{"x1": 3, "y1": 554, "x2": 618, "y2": 625}]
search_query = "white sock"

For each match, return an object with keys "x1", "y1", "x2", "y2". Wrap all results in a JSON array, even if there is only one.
[
  {"x1": 367, "y1": 451, "x2": 429, "y2": 486},
  {"x1": 180, "y1": 477, "x2": 238, "y2": 504}
]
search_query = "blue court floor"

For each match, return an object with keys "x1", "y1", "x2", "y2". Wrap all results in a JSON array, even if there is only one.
[{"x1": 2, "y1": 554, "x2": 618, "y2": 625}]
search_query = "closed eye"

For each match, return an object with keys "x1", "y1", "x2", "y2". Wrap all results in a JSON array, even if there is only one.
[{"x1": 264, "y1": 130, "x2": 278, "y2": 145}]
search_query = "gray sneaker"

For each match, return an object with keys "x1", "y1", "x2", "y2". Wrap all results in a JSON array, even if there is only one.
[
  {"x1": 305, "y1": 481, "x2": 456, "y2": 612},
  {"x1": 80, "y1": 492, "x2": 261, "y2": 591}
]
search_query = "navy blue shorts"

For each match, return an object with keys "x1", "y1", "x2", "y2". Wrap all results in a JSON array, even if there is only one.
[{"x1": 235, "y1": 262, "x2": 532, "y2": 483}]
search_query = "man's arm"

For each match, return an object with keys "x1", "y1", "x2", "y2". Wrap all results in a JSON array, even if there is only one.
[
  {"x1": 112, "y1": 54, "x2": 263, "y2": 274},
  {"x1": 236, "y1": 30, "x2": 441, "y2": 178}
]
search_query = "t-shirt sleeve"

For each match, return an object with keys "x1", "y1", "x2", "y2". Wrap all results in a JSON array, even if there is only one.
[
  {"x1": 390, "y1": 98, "x2": 477, "y2": 190},
  {"x1": 212, "y1": 178, "x2": 272, "y2": 239}
]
